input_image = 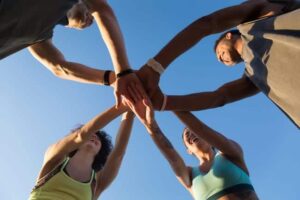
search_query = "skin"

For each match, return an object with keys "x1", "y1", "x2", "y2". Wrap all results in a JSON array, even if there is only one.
[
  {"x1": 34, "y1": 105, "x2": 134, "y2": 199},
  {"x1": 28, "y1": 0, "x2": 146, "y2": 106},
  {"x1": 135, "y1": 0, "x2": 287, "y2": 111},
  {"x1": 130, "y1": 98, "x2": 258, "y2": 199}
]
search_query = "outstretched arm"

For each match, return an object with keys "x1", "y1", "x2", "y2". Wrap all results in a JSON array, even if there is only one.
[
  {"x1": 28, "y1": 39, "x2": 116, "y2": 85},
  {"x1": 84, "y1": 0, "x2": 147, "y2": 107},
  {"x1": 151, "y1": 76, "x2": 259, "y2": 111},
  {"x1": 130, "y1": 98, "x2": 192, "y2": 191},
  {"x1": 137, "y1": 0, "x2": 269, "y2": 96},
  {"x1": 43, "y1": 105, "x2": 127, "y2": 167},
  {"x1": 94, "y1": 111, "x2": 134, "y2": 198},
  {"x1": 174, "y1": 111, "x2": 249, "y2": 174},
  {"x1": 154, "y1": 1, "x2": 268, "y2": 68}
]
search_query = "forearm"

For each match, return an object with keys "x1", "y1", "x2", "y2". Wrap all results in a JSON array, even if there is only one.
[
  {"x1": 110, "y1": 112, "x2": 134, "y2": 160},
  {"x1": 162, "y1": 77, "x2": 259, "y2": 111},
  {"x1": 79, "y1": 105, "x2": 127, "y2": 142},
  {"x1": 88, "y1": 1, "x2": 130, "y2": 73},
  {"x1": 174, "y1": 111, "x2": 226, "y2": 148},
  {"x1": 147, "y1": 121, "x2": 185, "y2": 171},
  {"x1": 165, "y1": 91, "x2": 226, "y2": 111},
  {"x1": 154, "y1": 16, "x2": 213, "y2": 69},
  {"x1": 55, "y1": 61, "x2": 116, "y2": 85},
  {"x1": 94, "y1": 112, "x2": 134, "y2": 196}
]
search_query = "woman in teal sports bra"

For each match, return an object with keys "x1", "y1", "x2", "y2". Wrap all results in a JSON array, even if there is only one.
[
  {"x1": 29, "y1": 105, "x2": 134, "y2": 200},
  {"x1": 130, "y1": 98, "x2": 259, "y2": 200}
]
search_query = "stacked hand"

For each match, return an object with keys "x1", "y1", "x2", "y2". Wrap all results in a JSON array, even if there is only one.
[
  {"x1": 114, "y1": 72, "x2": 147, "y2": 108},
  {"x1": 130, "y1": 98, "x2": 156, "y2": 131},
  {"x1": 113, "y1": 64, "x2": 162, "y2": 112},
  {"x1": 136, "y1": 64, "x2": 160, "y2": 97}
]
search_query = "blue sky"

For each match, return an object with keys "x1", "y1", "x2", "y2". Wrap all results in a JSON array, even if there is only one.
[{"x1": 0, "y1": 0, "x2": 299, "y2": 199}]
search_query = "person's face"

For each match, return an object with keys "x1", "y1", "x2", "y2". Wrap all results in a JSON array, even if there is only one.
[
  {"x1": 80, "y1": 133, "x2": 102, "y2": 155},
  {"x1": 67, "y1": 3, "x2": 93, "y2": 29},
  {"x1": 215, "y1": 35, "x2": 243, "y2": 66},
  {"x1": 183, "y1": 129, "x2": 211, "y2": 155}
]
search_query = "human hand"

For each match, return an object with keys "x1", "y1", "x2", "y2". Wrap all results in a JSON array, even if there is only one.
[
  {"x1": 136, "y1": 64, "x2": 160, "y2": 98},
  {"x1": 150, "y1": 88, "x2": 165, "y2": 110},
  {"x1": 114, "y1": 72, "x2": 147, "y2": 108},
  {"x1": 131, "y1": 98, "x2": 155, "y2": 129}
]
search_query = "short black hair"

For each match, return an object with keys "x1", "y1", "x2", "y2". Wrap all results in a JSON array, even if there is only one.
[
  {"x1": 214, "y1": 29, "x2": 241, "y2": 52},
  {"x1": 69, "y1": 126, "x2": 113, "y2": 172}
]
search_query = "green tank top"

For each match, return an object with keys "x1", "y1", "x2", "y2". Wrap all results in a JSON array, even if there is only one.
[
  {"x1": 191, "y1": 153, "x2": 254, "y2": 200},
  {"x1": 29, "y1": 157, "x2": 95, "y2": 200}
]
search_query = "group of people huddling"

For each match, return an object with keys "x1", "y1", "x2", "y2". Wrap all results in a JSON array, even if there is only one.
[{"x1": 1, "y1": 0, "x2": 299, "y2": 199}]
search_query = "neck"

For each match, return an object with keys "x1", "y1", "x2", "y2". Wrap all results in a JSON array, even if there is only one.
[
  {"x1": 67, "y1": 150, "x2": 94, "y2": 182},
  {"x1": 234, "y1": 37, "x2": 243, "y2": 56},
  {"x1": 195, "y1": 149, "x2": 215, "y2": 167}
]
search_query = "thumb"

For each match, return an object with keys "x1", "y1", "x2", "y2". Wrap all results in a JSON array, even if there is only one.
[{"x1": 114, "y1": 91, "x2": 121, "y2": 108}]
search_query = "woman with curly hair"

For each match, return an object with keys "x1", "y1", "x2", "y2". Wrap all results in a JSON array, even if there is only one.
[{"x1": 29, "y1": 105, "x2": 134, "y2": 200}]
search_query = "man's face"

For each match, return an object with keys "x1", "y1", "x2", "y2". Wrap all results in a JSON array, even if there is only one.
[
  {"x1": 215, "y1": 39, "x2": 243, "y2": 66},
  {"x1": 67, "y1": 3, "x2": 93, "y2": 30}
]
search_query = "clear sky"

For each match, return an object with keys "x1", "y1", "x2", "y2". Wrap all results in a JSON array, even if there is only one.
[{"x1": 0, "y1": 0, "x2": 299, "y2": 200}]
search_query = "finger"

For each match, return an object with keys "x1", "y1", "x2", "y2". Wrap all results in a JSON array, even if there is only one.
[
  {"x1": 114, "y1": 91, "x2": 121, "y2": 109},
  {"x1": 123, "y1": 98, "x2": 135, "y2": 111},
  {"x1": 143, "y1": 98, "x2": 153, "y2": 110},
  {"x1": 130, "y1": 84, "x2": 144, "y2": 101},
  {"x1": 135, "y1": 81, "x2": 148, "y2": 98},
  {"x1": 127, "y1": 85, "x2": 138, "y2": 104},
  {"x1": 122, "y1": 89, "x2": 135, "y2": 106}
]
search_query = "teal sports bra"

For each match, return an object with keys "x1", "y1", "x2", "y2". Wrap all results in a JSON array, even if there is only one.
[{"x1": 191, "y1": 153, "x2": 254, "y2": 200}]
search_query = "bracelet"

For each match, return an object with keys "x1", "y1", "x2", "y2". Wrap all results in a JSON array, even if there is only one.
[
  {"x1": 116, "y1": 69, "x2": 133, "y2": 78},
  {"x1": 146, "y1": 58, "x2": 164, "y2": 75},
  {"x1": 103, "y1": 70, "x2": 112, "y2": 86},
  {"x1": 160, "y1": 94, "x2": 168, "y2": 111}
]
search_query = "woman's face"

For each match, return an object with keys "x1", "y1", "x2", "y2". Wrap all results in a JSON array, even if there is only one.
[
  {"x1": 80, "y1": 133, "x2": 102, "y2": 155},
  {"x1": 183, "y1": 129, "x2": 211, "y2": 154},
  {"x1": 67, "y1": 3, "x2": 93, "y2": 29}
]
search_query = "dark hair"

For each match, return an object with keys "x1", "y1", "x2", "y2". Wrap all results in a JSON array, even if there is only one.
[
  {"x1": 214, "y1": 29, "x2": 241, "y2": 52},
  {"x1": 69, "y1": 126, "x2": 113, "y2": 172}
]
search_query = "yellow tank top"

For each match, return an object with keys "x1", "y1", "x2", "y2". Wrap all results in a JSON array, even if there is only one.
[{"x1": 29, "y1": 157, "x2": 95, "y2": 200}]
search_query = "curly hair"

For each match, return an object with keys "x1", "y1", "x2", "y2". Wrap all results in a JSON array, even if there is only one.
[{"x1": 69, "y1": 126, "x2": 113, "y2": 172}]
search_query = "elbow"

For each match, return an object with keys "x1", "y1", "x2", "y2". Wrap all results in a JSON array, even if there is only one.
[
  {"x1": 49, "y1": 61, "x2": 69, "y2": 78},
  {"x1": 88, "y1": 0, "x2": 112, "y2": 16},
  {"x1": 214, "y1": 88, "x2": 228, "y2": 107},
  {"x1": 74, "y1": 128, "x2": 89, "y2": 144}
]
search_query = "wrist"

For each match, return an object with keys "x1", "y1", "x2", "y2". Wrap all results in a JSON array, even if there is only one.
[
  {"x1": 103, "y1": 70, "x2": 112, "y2": 86},
  {"x1": 146, "y1": 120, "x2": 158, "y2": 133},
  {"x1": 109, "y1": 71, "x2": 116, "y2": 86},
  {"x1": 116, "y1": 69, "x2": 134, "y2": 79},
  {"x1": 146, "y1": 58, "x2": 164, "y2": 76}
]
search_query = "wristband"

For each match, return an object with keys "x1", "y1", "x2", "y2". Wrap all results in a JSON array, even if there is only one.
[
  {"x1": 146, "y1": 58, "x2": 164, "y2": 75},
  {"x1": 116, "y1": 69, "x2": 133, "y2": 78},
  {"x1": 160, "y1": 94, "x2": 168, "y2": 111},
  {"x1": 103, "y1": 70, "x2": 112, "y2": 86}
]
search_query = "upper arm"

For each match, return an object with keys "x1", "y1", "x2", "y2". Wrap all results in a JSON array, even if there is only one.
[
  {"x1": 174, "y1": 112, "x2": 244, "y2": 163},
  {"x1": 28, "y1": 39, "x2": 66, "y2": 72},
  {"x1": 43, "y1": 129, "x2": 83, "y2": 165},
  {"x1": 216, "y1": 76, "x2": 260, "y2": 104},
  {"x1": 207, "y1": 0, "x2": 268, "y2": 34}
]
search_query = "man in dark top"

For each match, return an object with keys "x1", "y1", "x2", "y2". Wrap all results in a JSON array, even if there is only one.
[
  {"x1": 0, "y1": 0, "x2": 147, "y2": 107},
  {"x1": 136, "y1": 0, "x2": 300, "y2": 128}
]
